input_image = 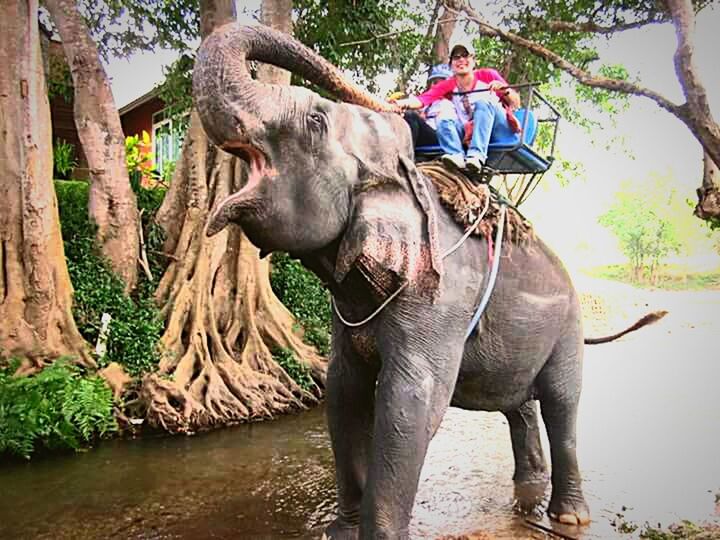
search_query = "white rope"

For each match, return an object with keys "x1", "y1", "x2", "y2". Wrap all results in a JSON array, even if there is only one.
[
  {"x1": 332, "y1": 283, "x2": 409, "y2": 328},
  {"x1": 332, "y1": 184, "x2": 492, "y2": 327},
  {"x1": 464, "y1": 204, "x2": 507, "y2": 338},
  {"x1": 441, "y1": 184, "x2": 491, "y2": 258}
]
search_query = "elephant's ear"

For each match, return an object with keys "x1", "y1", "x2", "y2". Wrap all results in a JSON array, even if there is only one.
[{"x1": 334, "y1": 160, "x2": 443, "y2": 302}]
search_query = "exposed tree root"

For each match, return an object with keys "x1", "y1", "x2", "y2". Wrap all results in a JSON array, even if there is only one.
[{"x1": 142, "y1": 115, "x2": 326, "y2": 434}]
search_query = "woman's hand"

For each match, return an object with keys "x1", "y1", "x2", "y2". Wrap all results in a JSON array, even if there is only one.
[
  {"x1": 388, "y1": 95, "x2": 422, "y2": 111},
  {"x1": 488, "y1": 80, "x2": 506, "y2": 92},
  {"x1": 489, "y1": 81, "x2": 521, "y2": 110}
]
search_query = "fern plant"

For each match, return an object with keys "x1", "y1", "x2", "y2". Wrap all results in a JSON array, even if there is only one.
[{"x1": 0, "y1": 360, "x2": 117, "y2": 459}]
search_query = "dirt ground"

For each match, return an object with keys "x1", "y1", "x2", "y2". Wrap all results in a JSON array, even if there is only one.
[{"x1": 411, "y1": 276, "x2": 720, "y2": 539}]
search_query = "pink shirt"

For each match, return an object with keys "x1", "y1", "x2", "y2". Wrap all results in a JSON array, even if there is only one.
[
  {"x1": 417, "y1": 68, "x2": 520, "y2": 131},
  {"x1": 417, "y1": 69, "x2": 507, "y2": 108}
]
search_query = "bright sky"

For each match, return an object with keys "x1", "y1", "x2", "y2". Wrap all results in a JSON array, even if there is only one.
[
  {"x1": 105, "y1": 5, "x2": 720, "y2": 271},
  {"x1": 523, "y1": 5, "x2": 720, "y2": 271}
]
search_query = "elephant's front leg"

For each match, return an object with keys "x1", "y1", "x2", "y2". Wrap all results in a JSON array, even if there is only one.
[
  {"x1": 360, "y1": 334, "x2": 464, "y2": 539},
  {"x1": 324, "y1": 331, "x2": 379, "y2": 540}
]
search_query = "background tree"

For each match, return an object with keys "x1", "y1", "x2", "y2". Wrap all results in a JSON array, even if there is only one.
[
  {"x1": 442, "y1": 0, "x2": 719, "y2": 225},
  {"x1": 0, "y1": 0, "x2": 92, "y2": 373},
  {"x1": 599, "y1": 175, "x2": 683, "y2": 284},
  {"x1": 292, "y1": 0, "x2": 426, "y2": 93},
  {"x1": 140, "y1": 0, "x2": 327, "y2": 433},
  {"x1": 392, "y1": 0, "x2": 462, "y2": 93},
  {"x1": 45, "y1": 0, "x2": 140, "y2": 291},
  {"x1": 131, "y1": 0, "x2": 439, "y2": 432}
]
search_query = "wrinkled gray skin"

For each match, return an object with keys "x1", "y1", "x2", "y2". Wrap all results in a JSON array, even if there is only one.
[{"x1": 193, "y1": 24, "x2": 644, "y2": 539}]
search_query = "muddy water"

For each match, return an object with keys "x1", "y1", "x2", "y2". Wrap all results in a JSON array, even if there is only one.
[{"x1": 1, "y1": 290, "x2": 718, "y2": 539}]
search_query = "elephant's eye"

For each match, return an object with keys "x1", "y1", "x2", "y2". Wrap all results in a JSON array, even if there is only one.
[{"x1": 308, "y1": 112, "x2": 325, "y2": 130}]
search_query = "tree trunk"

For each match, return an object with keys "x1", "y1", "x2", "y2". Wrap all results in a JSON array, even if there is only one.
[
  {"x1": 141, "y1": 0, "x2": 326, "y2": 434},
  {"x1": 431, "y1": 4, "x2": 458, "y2": 64},
  {"x1": 45, "y1": 0, "x2": 140, "y2": 292},
  {"x1": 257, "y1": 0, "x2": 293, "y2": 84},
  {"x1": 0, "y1": 0, "x2": 93, "y2": 374},
  {"x1": 695, "y1": 151, "x2": 720, "y2": 222}
]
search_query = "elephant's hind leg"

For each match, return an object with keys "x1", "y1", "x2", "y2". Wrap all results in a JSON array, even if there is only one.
[
  {"x1": 503, "y1": 400, "x2": 549, "y2": 516},
  {"x1": 537, "y1": 339, "x2": 591, "y2": 526}
]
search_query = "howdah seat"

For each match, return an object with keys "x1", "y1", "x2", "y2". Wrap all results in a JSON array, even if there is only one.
[{"x1": 414, "y1": 86, "x2": 561, "y2": 191}]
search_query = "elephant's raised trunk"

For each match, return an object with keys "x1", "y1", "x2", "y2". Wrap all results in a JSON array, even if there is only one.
[{"x1": 193, "y1": 23, "x2": 399, "y2": 149}]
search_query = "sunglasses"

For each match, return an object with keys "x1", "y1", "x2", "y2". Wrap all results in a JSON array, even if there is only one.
[{"x1": 451, "y1": 52, "x2": 472, "y2": 61}]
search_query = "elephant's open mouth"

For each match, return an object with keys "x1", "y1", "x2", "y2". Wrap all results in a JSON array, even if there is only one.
[{"x1": 205, "y1": 143, "x2": 275, "y2": 237}]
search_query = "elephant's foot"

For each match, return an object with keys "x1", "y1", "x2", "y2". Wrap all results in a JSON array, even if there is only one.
[
  {"x1": 512, "y1": 477, "x2": 548, "y2": 517},
  {"x1": 547, "y1": 495, "x2": 591, "y2": 525},
  {"x1": 322, "y1": 518, "x2": 359, "y2": 540}
]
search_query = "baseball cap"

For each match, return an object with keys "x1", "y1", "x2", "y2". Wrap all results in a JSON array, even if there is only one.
[
  {"x1": 428, "y1": 63, "x2": 452, "y2": 81},
  {"x1": 450, "y1": 41, "x2": 475, "y2": 58}
]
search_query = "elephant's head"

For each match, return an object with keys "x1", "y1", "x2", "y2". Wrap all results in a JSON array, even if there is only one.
[{"x1": 194, "y1": 24, "x2": 442, "y2": 297}]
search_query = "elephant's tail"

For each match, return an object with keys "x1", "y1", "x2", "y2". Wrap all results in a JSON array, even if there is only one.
[{"x1": 584, "y1": 310, "x2": 668, "y2": 345}]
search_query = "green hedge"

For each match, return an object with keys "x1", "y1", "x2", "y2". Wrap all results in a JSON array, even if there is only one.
[
  {"x1": 272, "y1": 347, "x2": 314, "y2": 391},
  {"x1": 270, "y1": 252, "x2": 332, "y2": 356},
  {"x1": 55, "y1": 180, "x2": 164, "y2": 376}
]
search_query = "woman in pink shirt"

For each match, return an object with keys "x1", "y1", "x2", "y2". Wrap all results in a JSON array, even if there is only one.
[{"x1": 392, "y1": 41, "x2": 521, "y2": 173}]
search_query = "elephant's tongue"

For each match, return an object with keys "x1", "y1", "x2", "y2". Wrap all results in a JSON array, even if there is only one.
[{"x1": 205, "y1": 145, "x2": 271, "y2": 237}]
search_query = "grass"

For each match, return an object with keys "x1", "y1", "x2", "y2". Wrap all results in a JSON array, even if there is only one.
[{"x1": 582, "y1": 264, "x2": 720, "y2": 291}]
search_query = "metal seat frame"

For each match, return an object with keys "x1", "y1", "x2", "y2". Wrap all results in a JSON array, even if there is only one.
[{"x1": 414, "y1": 85, "x2": 562, "y2": 205}]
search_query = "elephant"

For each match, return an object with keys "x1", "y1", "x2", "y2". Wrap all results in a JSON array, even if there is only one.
[{"x1": 193, "y1": 24, "x2": 665, "y2": 539}]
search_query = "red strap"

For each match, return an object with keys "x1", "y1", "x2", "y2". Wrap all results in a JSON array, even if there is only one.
[
  {"x1": 463, "y1": 121, "x2": 473, "y2": 146},
  {"x1": 496, "y1": 90, "x2": 522, "y2": 133}
]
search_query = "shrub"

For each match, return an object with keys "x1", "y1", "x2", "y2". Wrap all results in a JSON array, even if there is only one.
[
  {"x1": 270, "y1": 253, "x2": 331, "y2": 356},
  {"x1": 125, "y1": 131, "x2": 154, "y2": 180},
  {"x1": 53, "y1": 138, "x2": 78, "y2": 180},
  {"x1": 55, "y1": 180, "x2": 164, "y2": 376},
  {"x1": 272, "y1": 348, "x2": 314, "y2": 391},
  {"x1": 0, "y1": 360, "x2": 117, "y2": 459}
]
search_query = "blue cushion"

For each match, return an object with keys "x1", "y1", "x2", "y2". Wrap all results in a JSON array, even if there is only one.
[
  {"x1": 414, "y1": 109, "x2": 546, "y2": 173},
  {"x1": 415, "y1": 144, "x2": 444, "y2": 155},
  {"x1": 415, "y1": 109, "x2": 538, "y2": 156},
  {"x1": 518, "y1": 109, "x2": 538, "y2": 145},
  {"x1": 486, "y1": 108, "x2": 538, "y2": 147}
]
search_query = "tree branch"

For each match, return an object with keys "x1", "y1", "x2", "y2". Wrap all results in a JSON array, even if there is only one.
[
  {"x1": 338, "y1": 29, "x2": 412, "y2": 48},
  {"x1": 667, "y1": 0, "x2": 720, "y2": 158},
  {"x1": 534, "y1": 15, "x2": 662, "y2": 34},
  {"x1": 666, "y1": 0, "x2": 720, "y2": 220},
  {"x1": 395, "y1": 0, "x2": 443, "y2": 92},
  {"x1": 543, "y1": 18, "x2": 654, "y2": 33},
  {"x1": 445, "y1": 2, "x2": 684, "y2": 118}
]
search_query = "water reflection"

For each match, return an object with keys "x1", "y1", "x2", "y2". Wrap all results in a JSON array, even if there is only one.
[{"x1": 0, "y1": 407, "x2": 337, "y2": 539}]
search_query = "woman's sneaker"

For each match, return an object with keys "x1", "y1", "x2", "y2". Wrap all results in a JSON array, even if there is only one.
[
  {"x1": 465, "y1": 155, "x2": 484, "y2": 174},
  {"x1": 441, "y1": 153, "x2": 465, "y2": 170}
]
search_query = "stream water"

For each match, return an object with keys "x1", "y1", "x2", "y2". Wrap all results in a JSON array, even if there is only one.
[{"x1": 1, "y1": 291, "x2": 718, "y2": 539}]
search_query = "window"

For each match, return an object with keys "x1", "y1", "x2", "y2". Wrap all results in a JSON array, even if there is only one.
[{"x1": 152, "y1": 108, "x2": 188, "y2": 175}]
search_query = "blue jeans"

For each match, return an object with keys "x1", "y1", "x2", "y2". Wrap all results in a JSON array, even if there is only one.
[{"x1": 436, "y1": 100, "x2": 510, "y2": 161}]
